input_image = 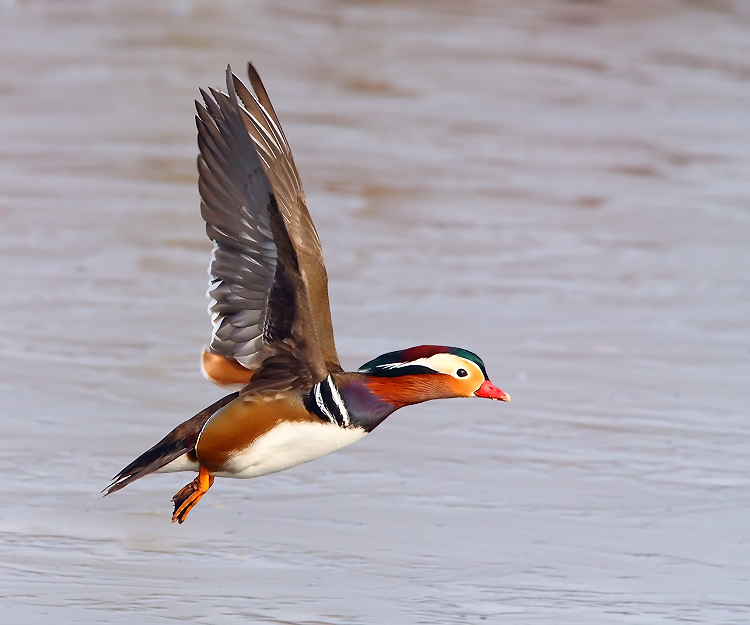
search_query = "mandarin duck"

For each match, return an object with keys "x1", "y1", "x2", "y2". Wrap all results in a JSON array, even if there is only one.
[{"x1": 105, "y1": 64, "x2": 510, "y2": 523}]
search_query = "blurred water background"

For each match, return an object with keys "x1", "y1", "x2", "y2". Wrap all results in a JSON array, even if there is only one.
[{"x1": 1, "y1": 0, "x2": 749, "y2": 622}]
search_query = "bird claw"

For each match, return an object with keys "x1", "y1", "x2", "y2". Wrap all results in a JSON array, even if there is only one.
[{"x1": 171, "y1": 467, "x2": 214, "y2": 524}]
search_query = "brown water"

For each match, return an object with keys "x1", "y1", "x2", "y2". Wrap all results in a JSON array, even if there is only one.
[{"x1": 1, "y1": 1, "x2": 749, "y2": 622}]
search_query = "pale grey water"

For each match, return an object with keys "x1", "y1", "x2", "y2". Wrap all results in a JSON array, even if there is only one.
[{"x1": 1, "y1": 1, "x2": 749, "y2": 623}]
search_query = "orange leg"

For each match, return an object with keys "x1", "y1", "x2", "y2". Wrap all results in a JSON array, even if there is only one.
[{"x1": 171, "y1": 466, "x2": 215, "y2": 524}]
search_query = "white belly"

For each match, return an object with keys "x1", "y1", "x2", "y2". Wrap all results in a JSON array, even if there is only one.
[{"x1": 215, "y1": 421, "x2": 368, "y2": 479}]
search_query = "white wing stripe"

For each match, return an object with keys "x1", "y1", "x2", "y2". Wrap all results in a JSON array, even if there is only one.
[
  {"x1": 326, "y1": 376, "x2": 351, "y2": 428},
  {"x1": 315, "y1": 382, "x2": 336, "y2": 425}
]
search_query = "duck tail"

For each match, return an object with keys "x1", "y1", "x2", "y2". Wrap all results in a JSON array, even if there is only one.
[{"x1": 103, "y1": 392, "x2": 238, "y2": 496}]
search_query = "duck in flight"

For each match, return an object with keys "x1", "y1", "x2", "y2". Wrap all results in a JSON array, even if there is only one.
[{"x1": 105, "y1": 64, "x2": 510, "y2": 523}]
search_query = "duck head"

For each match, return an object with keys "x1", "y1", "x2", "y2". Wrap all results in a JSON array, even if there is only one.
[{"x1": 358, "y1": 345, "x2": 510, "y2": 407}]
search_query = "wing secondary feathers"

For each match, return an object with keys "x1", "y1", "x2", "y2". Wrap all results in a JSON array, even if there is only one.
[{"x1": 197, "y1": 65, "x2": 340, "y2": 391}]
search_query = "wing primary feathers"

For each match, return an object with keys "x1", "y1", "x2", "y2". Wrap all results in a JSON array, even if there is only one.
[
  {"x1": 196, "y1": 64, "x2": 340, "y2": 385},
  {"x1": 245, "y1": 63, "x2": 295, "y2": 161}
]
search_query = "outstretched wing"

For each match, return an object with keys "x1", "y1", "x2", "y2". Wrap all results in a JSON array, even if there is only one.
[{"x1": 197, "y1": 65, "x2": 340, "y2": 391}]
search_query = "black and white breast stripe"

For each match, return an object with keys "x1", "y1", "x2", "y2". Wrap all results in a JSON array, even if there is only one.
[{"x1": 304, "y1": 376, "x2": 351, "y2": 428}]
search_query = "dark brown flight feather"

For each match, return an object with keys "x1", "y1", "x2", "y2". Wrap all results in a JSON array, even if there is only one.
[
  {"x1": 104, "y1": 392, "x2": 238, "y2": 495},
  {"x1": 197, "y1": 65, "x2": 341, "y2": 393}
]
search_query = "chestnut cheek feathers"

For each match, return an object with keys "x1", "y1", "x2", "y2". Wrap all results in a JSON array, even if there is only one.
[{"x1": 474, "y1": 380, "x2": 510, "y2": 402}]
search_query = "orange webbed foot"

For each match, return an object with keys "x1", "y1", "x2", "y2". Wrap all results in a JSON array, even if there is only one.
[{"x1": 171, "y1": 466, "x2": 214, "y2": 524}]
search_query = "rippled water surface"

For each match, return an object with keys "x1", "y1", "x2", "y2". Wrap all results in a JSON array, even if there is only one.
[{"x1": 1, "y1": 1, "x2": 749, "y2": 622}]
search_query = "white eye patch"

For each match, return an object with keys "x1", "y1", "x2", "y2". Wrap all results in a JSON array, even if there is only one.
[{"x1": 407, "y1": 354, "x2": 483, "y2": 379}]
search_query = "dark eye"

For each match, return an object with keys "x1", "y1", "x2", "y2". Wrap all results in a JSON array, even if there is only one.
[{"x1": 456, "y1": 368, "x2": 468, "y2": 378}]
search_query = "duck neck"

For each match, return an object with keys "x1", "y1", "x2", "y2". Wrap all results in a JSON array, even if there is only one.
[{"x1": 329, "y1": 373, "x2": 401, "y2": 432}]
